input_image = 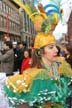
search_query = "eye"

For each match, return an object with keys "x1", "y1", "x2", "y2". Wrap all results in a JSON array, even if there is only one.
[{"x1": 48, "y1": 45, "x2": 54, "y2": 49}]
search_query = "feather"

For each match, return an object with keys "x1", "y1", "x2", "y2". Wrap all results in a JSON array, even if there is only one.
[
  {"x1": 44, "y1": 4, "x2": 62, "y2": 20},
  {"x1": 30, "y1": 0, "x2": 41, "y2": 6},
  {"x1": 44, "y1": 4, "x2": 59, "y2": 10},
  {"x1": 50, "y1": 0, "x2": 61, "y2": 7},
  {"x1": 41, "y1": 16, "x2": 56, "y2": 34},
  {"x1": 12, "y1": 0, "x2": 37, "y2": 22}
]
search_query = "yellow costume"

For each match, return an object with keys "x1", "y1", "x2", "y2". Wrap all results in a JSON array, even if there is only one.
[
  {"x1": 57, "y1": 57, "x2": 72, "y2": 77},
  {"x1": 4, "y1": 0, "x2": 72, "y2": 108}
]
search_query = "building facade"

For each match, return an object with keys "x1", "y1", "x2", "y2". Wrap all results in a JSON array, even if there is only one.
[
  {"x1": 0, "y1": 0, "x2": 21, "y2": 49},
  {"x1": 67, "y1": 12, "x2": 72, "y2": 47},
  {"x1": 0, "y1": 0, "x2": 36, "y2": 50},
  {"x1": 19, "y1": 0, "x2": 36, "y2": 47}
]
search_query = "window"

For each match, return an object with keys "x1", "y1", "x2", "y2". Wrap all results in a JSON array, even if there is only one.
[
  {"x1": 2, "y1": 3, "x2": 5, "y2": 12},
  {"x1": 0, "y1": 0, "x2": 2, "y2": 11},
  {"x1": 9, "y1": 21, "x2": 12, "y2": 30},
  {"x1": 9, "y1": 7, "x2": 11, "y2": 14},
  {"x1": 1, "y1": 16, "x2": 4, "y2": 27},
  {"x1": 6, "y1": 5, "x2": 8, "y2": 13},
  {"x1": 24, "y1": 11, "x2": 27, "y2": 31},
  {"x1": 3, "y1": 18, "x2": 6, "y2": 28}
]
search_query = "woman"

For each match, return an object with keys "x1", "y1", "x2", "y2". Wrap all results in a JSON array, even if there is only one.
[
  {"x1": 4, "y1": 1, "x2": 72, "y2": 107},
  {"x1": 4, "y1": 32, "x2": 72, "y2": 108},
  {"x1": 21, "y1": 49, "x2": 32, "y2": 74}
]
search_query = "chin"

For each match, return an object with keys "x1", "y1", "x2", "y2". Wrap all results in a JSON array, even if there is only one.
[{"x1": 52, "y1": 58, "x2": 57, "y2": 62}]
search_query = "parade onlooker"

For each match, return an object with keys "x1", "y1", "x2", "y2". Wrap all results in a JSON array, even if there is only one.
[
  {"x1": 65, "y1": 46, "x2": 72, "y2": 68},
  {"x1": 21, "y1": 49, "x2": 32, "y2": 74},
  {"x1": 28, "y1": 43, "x2": 34, "y2": 57},
  {"x1": 56, "y1": 45, "x2": 61, "y2": 57},
  {"x1": 17, "y1": 41, "x2": 27, "y2": 73},
  {"x1": 0, "y1": 41, "x2": 14, "y2": 76},
  {"x1": 12, "y1": 41, "x2": 18, "y2": 72}
]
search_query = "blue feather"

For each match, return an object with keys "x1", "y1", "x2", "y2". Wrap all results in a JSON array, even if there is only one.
[
  {"x1": 44, "y1": 4, "x2": 62, "y2": 20},
  {"x1": 44, "y1": 4, "x2": 59, "y2": 11}
]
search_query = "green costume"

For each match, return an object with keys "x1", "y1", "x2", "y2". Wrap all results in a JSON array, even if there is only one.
[{"x1": 4, "y1": 61, "x2": 72, "y2": 108}]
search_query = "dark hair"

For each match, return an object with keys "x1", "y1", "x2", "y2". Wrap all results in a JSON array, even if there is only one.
[
  {"x1": 56, "y1": 46, "x2": 61, "y2": 56},
  {"x1": 4, "y1": 41, "x2": 13, "y2": 49},
  {"x1": 66, "y1": 46, "x2": 72, "y2": 68},
  {"x1": 30, "y1": 43, "x2": 34, "y2": 47},
  {"x1": 17, "y1": 41, "x2": 27, "y2": 47},
  {"x1": 24, "y1": 49, "x2": 31, "y2": 57},
  {"x1": 31, "y1": 47, "x2": 44, "y2": 68},
  {"x1": 22, "y1": 41, "x2": 27, "y2": 47}
]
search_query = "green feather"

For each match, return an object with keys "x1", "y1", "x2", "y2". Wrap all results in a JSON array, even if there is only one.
[
  {"x1": 41, "y1": 16, "x2": 56, "y2": 34},
  {"x1": 45, "y1": 25, "x2": 51, "y2": 34}
]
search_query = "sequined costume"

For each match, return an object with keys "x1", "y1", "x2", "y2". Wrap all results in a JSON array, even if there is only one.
[
  {"x1": 4, "y1": 61, "x2": 72, "y2": 108},
  {"x1": 4, "y1": 0, "x2": 72, "y2": 108}
]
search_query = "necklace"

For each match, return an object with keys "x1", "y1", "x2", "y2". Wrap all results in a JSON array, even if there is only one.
[{"x1": 42, "y1": 62, "x2": 60, "y2": 80}]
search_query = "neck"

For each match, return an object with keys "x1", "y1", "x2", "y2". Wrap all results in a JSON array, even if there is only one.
[{"x1": 42, "y1": 57, "x2": 52, "y2": 67}]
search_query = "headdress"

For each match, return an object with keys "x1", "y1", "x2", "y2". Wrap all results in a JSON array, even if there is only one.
[{"x1": 13, "y1": 0, "x2": 63, "y2": 49}]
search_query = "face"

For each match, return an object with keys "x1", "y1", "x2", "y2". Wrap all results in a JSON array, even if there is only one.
[
  {"x1": 24, "y1": 51, "x2": 29, "y2": 58},
  {"x1": 42, "y1": 43, "x2": 58, "y2": 63},
  {"x1": 3, "y1": 43, "x2": 9, "y2": 50},
  {"x1": 19, "y1": 44, "x2": 23, "y2": 49},
  {"x1": 13, "y1": 44, "x2": 17, "y2": 49}
]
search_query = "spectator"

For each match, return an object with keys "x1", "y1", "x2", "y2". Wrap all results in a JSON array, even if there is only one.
[
  {"x1": 0, "y1": 41, "x2": 14, "y2": 76},
  {"x1": 12, "y1": 41, "x2": 18, "y2": 72},
  {"x1": 65, "y1": 46, "x2": 72, "y2": 68},
  {"x1": 17, "y1": 41, "x2": 27, "y2": 73},
  {"x1": 28, "y1": 43, "x2": 34, "y2": 57},
  {"x1": 21, "y1": 49, "x2": 32, "y2": 74}
]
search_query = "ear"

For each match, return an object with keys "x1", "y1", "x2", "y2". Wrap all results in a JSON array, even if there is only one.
[
  {"x1": 35, "y1": 49, "x2": 41, "y2": 58},
  {"x1": 38, "y1": 48, "x2": 45, "y2": 56}
]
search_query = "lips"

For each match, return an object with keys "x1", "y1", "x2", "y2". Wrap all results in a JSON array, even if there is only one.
[{"x1": 53, "y1": 54, "x2": 57, "y2": 57}]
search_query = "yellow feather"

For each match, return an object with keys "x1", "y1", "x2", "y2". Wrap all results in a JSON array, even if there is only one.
[{"x1": 12, "y1": 0, "x2": 35, "y2": 22}]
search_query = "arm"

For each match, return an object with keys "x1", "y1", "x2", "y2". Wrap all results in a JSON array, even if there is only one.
[{"x1": 0, "y1": 51, "x2": 11, "y2": 62}]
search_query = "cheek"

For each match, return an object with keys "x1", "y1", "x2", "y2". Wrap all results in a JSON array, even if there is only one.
[
  {"x1": 24, "y1": 53, "x2": 29, "y2": 57},
  {"x1": 44, "y1": 51, "x2": 53, "y2": 58},
  {"x1": 45, "y1": 52, "x2": 57, "y2": 62}
]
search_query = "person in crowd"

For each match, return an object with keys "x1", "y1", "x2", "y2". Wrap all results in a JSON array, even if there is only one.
[
  {"x1": 17, "y1": 41, "x2": 27, "y2": 73},
  {"x1": 65, "y1": 46, "x2": 72, "y2": 108},
  {"x1": 12, "y1": 41, "x2": 18, "y2": 72},
  {"x1": 56, "y1": 45, "x2": 72, "y2": 75},
  {"x1": 65, "y1": 46, "x2": 72, "y2": 69},
  {"x1": 21, "y1": 49, "x2": 32, "y2": 74},
  {"x1": 56, "y1": 45, "x2": 61, "y2": 57},
  {"x1": 0, "y1": 41, "x2": 14, "y2": 76},
  {"x1": 28, "y1": 43, "x2": 34, "y2": 57}
]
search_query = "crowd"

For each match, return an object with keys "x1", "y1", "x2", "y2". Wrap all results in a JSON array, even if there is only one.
[
  {"x1": 0, "y1": 40, "x2": 72, "y2": 76},
  {"x1": 0, "y1": 40, "x2": 33, "y2": 75}
]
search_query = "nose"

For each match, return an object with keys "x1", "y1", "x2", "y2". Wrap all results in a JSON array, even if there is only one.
[{"x1": 54, "y1": 46, "x2": 58, "y2": 53}]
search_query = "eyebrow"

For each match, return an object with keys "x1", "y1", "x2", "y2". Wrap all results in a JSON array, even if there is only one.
[{"x1": 47, "y1": 44, "x2": 56, "y2": 46}]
